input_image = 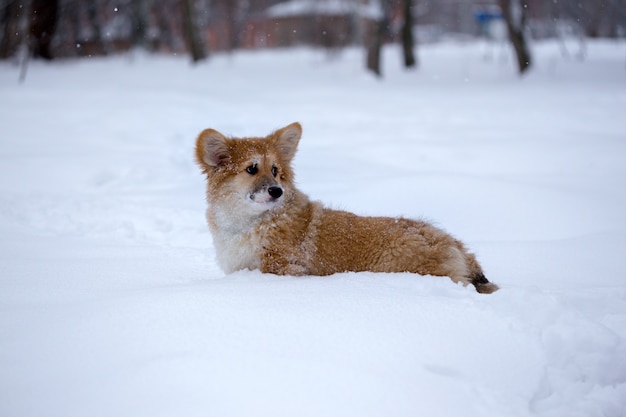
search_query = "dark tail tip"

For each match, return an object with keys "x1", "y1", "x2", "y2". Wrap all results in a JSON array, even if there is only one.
[{"x1": 470, "y1": 272, "x2": 499, "y2": 294}]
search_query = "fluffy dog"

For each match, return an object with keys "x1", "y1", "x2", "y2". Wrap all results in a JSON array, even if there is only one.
[{"x1": 195, "y1": 122, "x2": 498, "y2": 294}]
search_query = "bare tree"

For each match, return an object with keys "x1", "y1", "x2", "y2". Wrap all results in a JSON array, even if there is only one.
[
  {"x1": 499, "y1": 0, "x2": 531, "y2": 74},
  {"x1": 29, "y1": 0, "x2": 58, "y2": 59},
  {"x1": 213, "y1": 0, "x2": 249, "y2": 51},
  {"x1": 1, "y1": 0, "x2": 20, "y2": 58},
  {"x1": 84, "y1": 0, "x2": 106, "y2": 56},
  {"x1": 366, "y1": 0, "x2": 388, "y2": 77},
  {"x1": 554, "y1": 0, "x2": 626, "y2": 38},
  {"x1": 401, "y1": 0, "x2": 416, "y2": 68},
  {"x1": 183, "y1": 0, "x2": 207, "y2": 62},
  {"x1": 129, "y1": 0, "x2": 150, "y2": 50}
]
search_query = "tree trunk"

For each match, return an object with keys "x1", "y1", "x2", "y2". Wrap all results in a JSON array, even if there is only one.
[
  {"x1": 84, "y1": 0, "x2": 105, "y2": 56},
  {"x1": 366, "y1": 19, "x2": 383, "y2": 77},
  {"x1": 225, "y1": 0, "x2": 239, "y2": 51},
  {"x1": 366, "y1": 1, "x2": 389, "y2": 78},
  {"x1": 401, "y1": 0, "x2": 416, "y2": 68},
  {"x1": 183, "y1": 0, "x2": 207, "y2": 63},
  {"x1": 30, "y1": 0, "x2": 59, "y2": 59},
  {"x1": 130, "y1": 0, "x2": 149, "y2": 50},
  {"x1": 499, "y1": 0, "x2": 531, "y2": 74},
  {"x1": 1, "y1": 0, "x2": 25, "y2": 59}
]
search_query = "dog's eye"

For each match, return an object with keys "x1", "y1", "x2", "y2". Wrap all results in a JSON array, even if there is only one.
[
  {"x1": 246, "y1": 164, "x2": 258, "y2": 175},
  {"x1": 271, "y1": 166, "x2": 278, "y2": 177}
]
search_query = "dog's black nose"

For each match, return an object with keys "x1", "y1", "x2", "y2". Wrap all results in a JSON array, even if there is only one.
[{"x1": 268, "y1": 186, "x2": 283, "y2": 199}]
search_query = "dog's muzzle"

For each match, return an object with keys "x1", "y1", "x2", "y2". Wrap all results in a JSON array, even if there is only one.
[{"x1": 249, "y1": 185, "x2": 284, "y2": 204}]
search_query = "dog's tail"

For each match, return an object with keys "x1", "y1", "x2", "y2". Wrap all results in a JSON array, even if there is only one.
[
  {"x1": 466, "y1": 252, "x2": 499, "y2": 294},
  {"x1": 469, "y1": 271, "x2": 499, "y2": 294}
]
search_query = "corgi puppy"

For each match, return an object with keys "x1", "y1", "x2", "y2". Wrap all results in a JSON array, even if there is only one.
[{"x1": 195, "y1": 122, "x2": 498, "y2": 294}]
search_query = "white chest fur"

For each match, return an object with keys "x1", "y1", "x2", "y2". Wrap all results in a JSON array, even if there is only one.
[
  {"x1": 212, "y1": 230, "x2": 261, "y2": 273},
  {"x1": 207, "y1": 207, "x2": 263, "y2": 273}
]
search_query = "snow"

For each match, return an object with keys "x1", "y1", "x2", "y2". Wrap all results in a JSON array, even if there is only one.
[
  {"x1": 1, "y1": 40, "x2": 626, "y2": 417},
  {"x1": 267, "y1": 0, "x2": 381, "y2": 19}
]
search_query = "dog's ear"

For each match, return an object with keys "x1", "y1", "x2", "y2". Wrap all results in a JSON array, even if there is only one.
[
  {"x1": 273, "y1": 122, "x2": 301, "y2": 162},
  {"x1": 196, "y1": 129, "x2": 230, "y2": 169}
]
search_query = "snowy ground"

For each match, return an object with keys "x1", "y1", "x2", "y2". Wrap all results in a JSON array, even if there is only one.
[{"x1": 1, "y1": 40, "x2": 626, "y2": 417}]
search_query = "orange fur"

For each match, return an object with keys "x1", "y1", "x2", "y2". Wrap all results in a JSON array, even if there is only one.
[{"x1": 195, "y1": 122, "x2": 498, "y2": 294}]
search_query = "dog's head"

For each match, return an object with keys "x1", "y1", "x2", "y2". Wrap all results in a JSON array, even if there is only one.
[{"x1": 195, "y1": 122, "x2": 301, "y2": 214}]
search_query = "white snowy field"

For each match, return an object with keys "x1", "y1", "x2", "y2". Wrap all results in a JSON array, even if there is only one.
[{"x1": 1, "y1": 40, "x2": 625, "y2": 417}]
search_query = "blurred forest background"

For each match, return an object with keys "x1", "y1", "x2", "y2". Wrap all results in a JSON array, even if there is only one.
[{"x1": 1, "y1": 0, "x2": 625, "y2": 76}]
